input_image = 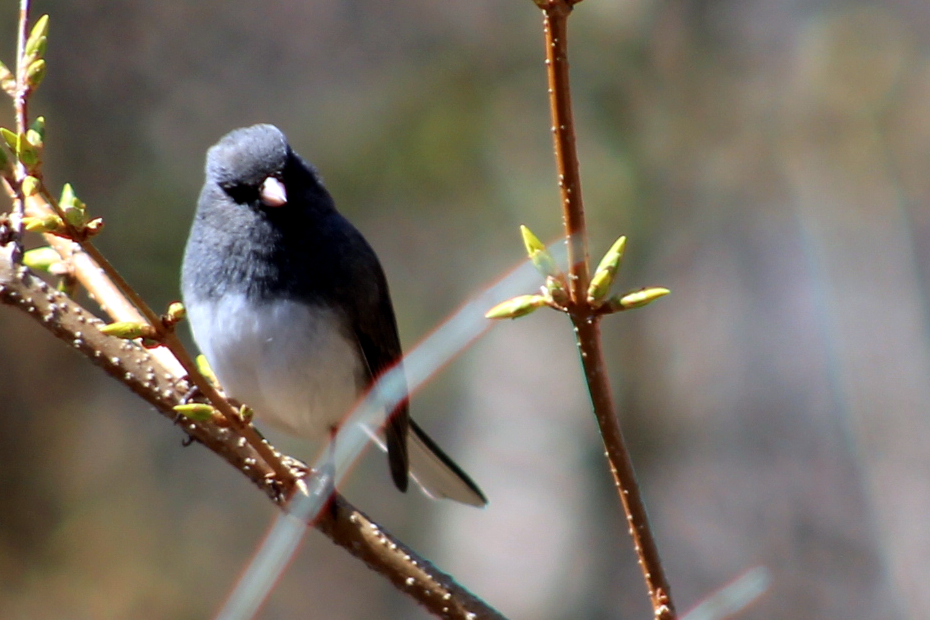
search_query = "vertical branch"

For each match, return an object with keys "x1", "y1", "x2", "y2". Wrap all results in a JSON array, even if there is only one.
[
  {"x1": 575, "y1": 319, "x2": 675, "y2": 619},
  {"x1": 14, "y1": 0, "x2": 29, "y2": 136},
  {"x1": 5, "y1": 0, "x2": 32, "y2": 262},
  {"x1": 537, "y1": 2, "x2": 676, "y2": 618},
  {"x1": 542, "y1": 2, "x2": 589, "y2": 302}
]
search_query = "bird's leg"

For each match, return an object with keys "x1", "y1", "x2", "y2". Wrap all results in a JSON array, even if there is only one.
[
  {"x1": 314, "y1": 426, "x2": 338, "y2": 519},
  {"x1": 280, "y1": 438, "x2": 336, "y2": 517}
]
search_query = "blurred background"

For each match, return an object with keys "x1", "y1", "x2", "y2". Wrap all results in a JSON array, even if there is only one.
[{"x1": 2, "y1": 0, "x2": 929, "y2": 618}]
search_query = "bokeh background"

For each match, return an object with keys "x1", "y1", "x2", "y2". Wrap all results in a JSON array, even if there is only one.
[{"x1": 2, "y1": 0, "x2": 930, "y2": 618}]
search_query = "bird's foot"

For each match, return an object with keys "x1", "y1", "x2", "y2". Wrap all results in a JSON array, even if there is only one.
[{"x1": 278, "y1": 456, "x2": 337, "y2": 517}]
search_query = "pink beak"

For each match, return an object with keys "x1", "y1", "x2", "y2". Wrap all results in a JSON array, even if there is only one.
[{"x1": 259, "y1": 176, "x2": 287, "y2": 207}]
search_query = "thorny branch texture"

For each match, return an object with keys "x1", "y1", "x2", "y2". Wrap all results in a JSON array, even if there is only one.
[{"x1": 539, "y1": 1, "x2": 677, "y2": 617}]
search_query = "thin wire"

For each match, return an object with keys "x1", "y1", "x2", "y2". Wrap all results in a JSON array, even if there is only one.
[{"x1": 681, "y1": 566, "x2": 770, "y2": 620}]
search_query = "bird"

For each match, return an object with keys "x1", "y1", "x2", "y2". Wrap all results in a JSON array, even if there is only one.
[{"x1": 181, "y1": 124, "x2": 486, "y2": 507}]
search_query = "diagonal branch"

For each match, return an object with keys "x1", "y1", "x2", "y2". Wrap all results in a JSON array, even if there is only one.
[
  {"x1": 22, "y1": 187, "x2": 297, "y2": 487},
  {"x1": 2, "y1": 2, "x2": 503, "y2": 601},
  {"x1": 0, "y1": 246, "x2": 507, "y2": 620},
  {"x1": 3, "y1": 2, "x2": 292, "y2": 488}
]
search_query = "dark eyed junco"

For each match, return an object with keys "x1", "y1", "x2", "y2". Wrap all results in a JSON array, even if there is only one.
[{"x1": 181, "y1": 124, "x2": 486, "y2": 507}]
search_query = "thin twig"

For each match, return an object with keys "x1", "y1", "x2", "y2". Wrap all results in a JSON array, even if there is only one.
[
  {"x1": 14, "y1": 0, "x2": 29, "y2": 136},
  {"x1": 6, "y1": 0, "x2": 31, "y2": 262},
  {"x1": 0, "y1": 252, "x2": 281, "y2": 498},
  {"x1": 1, "y1": 7, "x2": 509, "y2": 619},
  {"x1": 74, "y1": 219, "x2": 297, "y2": 487},
  {"x1": 542, "y1": 0, "x2": 589, "y2": 302},
  {"x1": 574, "y1": 318, "x2": 674, "y2": 618},
  {"x1": 6, "y1": 4, "x2": 292, "y2": 489},
  {"x1": 24, "y1": 183, "x2": 297, "y2": 488},
  {"x1": 537, "y1": 1, "x2": 676, "y2": 617},
  {"x1": 319, "y1": 496, "x2": 507, "y2": 620}
]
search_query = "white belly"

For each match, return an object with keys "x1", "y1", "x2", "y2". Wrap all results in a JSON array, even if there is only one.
[{"x1": 186, "y1": 295, "x2": 365, "y2": 441}]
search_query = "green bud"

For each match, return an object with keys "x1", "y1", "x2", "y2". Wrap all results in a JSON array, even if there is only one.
[
  {"x1": 0, "y1": 146, "x2": 9, "y2": 172},
  {"x1": 1, "y1": 128, "x2": 39, "y2": 167},
  {"x1": 604, "y1": 287, "x2": 670, "y2": 312},
  {"x1": 25, "y1": 36, "x2": 47, "y2": 66},
  {"x1": 25, "y1": 130, "x2": 42, "y2": 150},
  {"x1": 21, "y1": 175, "x2": 40, "y2": 197},
  {"x1": 485, "y1": 294, "x2": 548, "y2": 319},
  {"x1": 26, "y1": 132, "x2": 43, "y2": 155},
  {"x1": 0, "y1": 60, "x2": 14, "y2": 96},
  {"x1": 173, "y1": 403, "x2": 217, "y2": 422},
  {"x1": 24, "y1": 16, "x2": 50, "y2": 63},
  {"x1": 19, "y1": 140, "x2": 39, "y2": 167},
  {"x1": 238, "y1": 404, "x2": 254, "y2": 422},
  {"x1": 22, "y1": 246, "x2": 61, "y2": 272},
  {"x1": 60, "y1": 182, "x2": 82, "y2": 208},
  {"x1": 545, "y1": 275, "x2": 570, "y2": 307},
  {"x1": 521, "y1": 224, "x2": 546, "y2": 255},
  {"x1": 30, "y1": 117, "x2": 45, "y2": 142},
  {"x1": 587, "y1": 236, "x2": 626, "y2": 304},
  {"x1": 196, "y1": 354, "x2": 218, "y2": 386},
  {"x1": 99, "y1": 320, "x2": 158, "y2": 340},
  {"x1": 520, "y1": 225, "x2": 562, "y2": 278},
  {"x1": 26, "y1": 116, "x2": 45, "y2": 159},
  {"x1": 160, "y1": 302, "x2": 186, "y2": 330},
  {"x1": 62, "y1": 205, "x2": 86, "y2": 228},
  {"x1": 25, "y1": 59, "x2": 46, "y2": 90},
  {"x1": 60, "y1": 183, "x2": 87, "y2": 227},
  {"x1": 22, "y1": 214, "x2": 64, "y2": 234},
  {"x1": 166, "y1": 302, "x2": 186, "y2": 322},
  {"x1": 0, "y1": 128, "x2": 18, "y2": 151},
  {"x1": 83, "y1": 217, "x2": 104, "y2": 237}
]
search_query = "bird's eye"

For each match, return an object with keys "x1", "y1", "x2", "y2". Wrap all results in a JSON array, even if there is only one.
[{"x1": 222, "y1": 183, "x2": 259, "y2": 205}]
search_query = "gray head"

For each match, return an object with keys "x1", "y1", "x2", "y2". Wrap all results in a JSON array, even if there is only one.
[
  {"x1": 183, "y1": 123, "x2": 343, "y2": 302},
  {"x1": 206, "y1": 124, "x2": 289, "y2": 189},
  {"x1": 203, "y1": 124, "x2": 329, "y2": 211}
]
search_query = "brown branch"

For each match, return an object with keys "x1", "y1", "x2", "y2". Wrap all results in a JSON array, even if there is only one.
[
  {"x1": 14, "y1": 0, "x2": 29, "y2": 137},
  {"x1": 0, "y1": 246, "x2": 506, "y2": 620},
  {"x1": 321, "y1": 497, "x2": 506, "y2": 620},
  {"x1": 2, "y1": 3, "x2": 500, "y2": 604},
  {"x1": 19, "y1": 185, "x2": 297, "y2": 487},
  {"x1": 22, "y1": 195, "x2": 182, "y2": 372},
  {"x1": 5, "y1": 1, "x2": 289, "y2": 485},
  {"x1": 542, "y1": 0, "x2": 589, "y2": 304},
  {"x1": 574, "y1": 319, "x2": 674, "y2": 619},
  {"x1": 537, "y1": 1, "x2": 676, "y2": 618},
  {"x1": 0, "y1": 249, "x2": 279, "y2": 495},
  {"x1": 5, "y1": 0, "x2": 32, "y2": 263},
  {"x1": 1, "y1": 8, "x2": 508, "y2": 620}
]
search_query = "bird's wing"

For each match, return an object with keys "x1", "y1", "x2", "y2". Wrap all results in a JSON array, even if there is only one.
[{"x1": 347, "y1": 254, "x2": 411, "y2": 493}]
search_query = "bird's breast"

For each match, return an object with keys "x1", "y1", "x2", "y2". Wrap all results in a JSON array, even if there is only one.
[{"x1": 185, "y1": 294, "x2": 367, "y2": 440}]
